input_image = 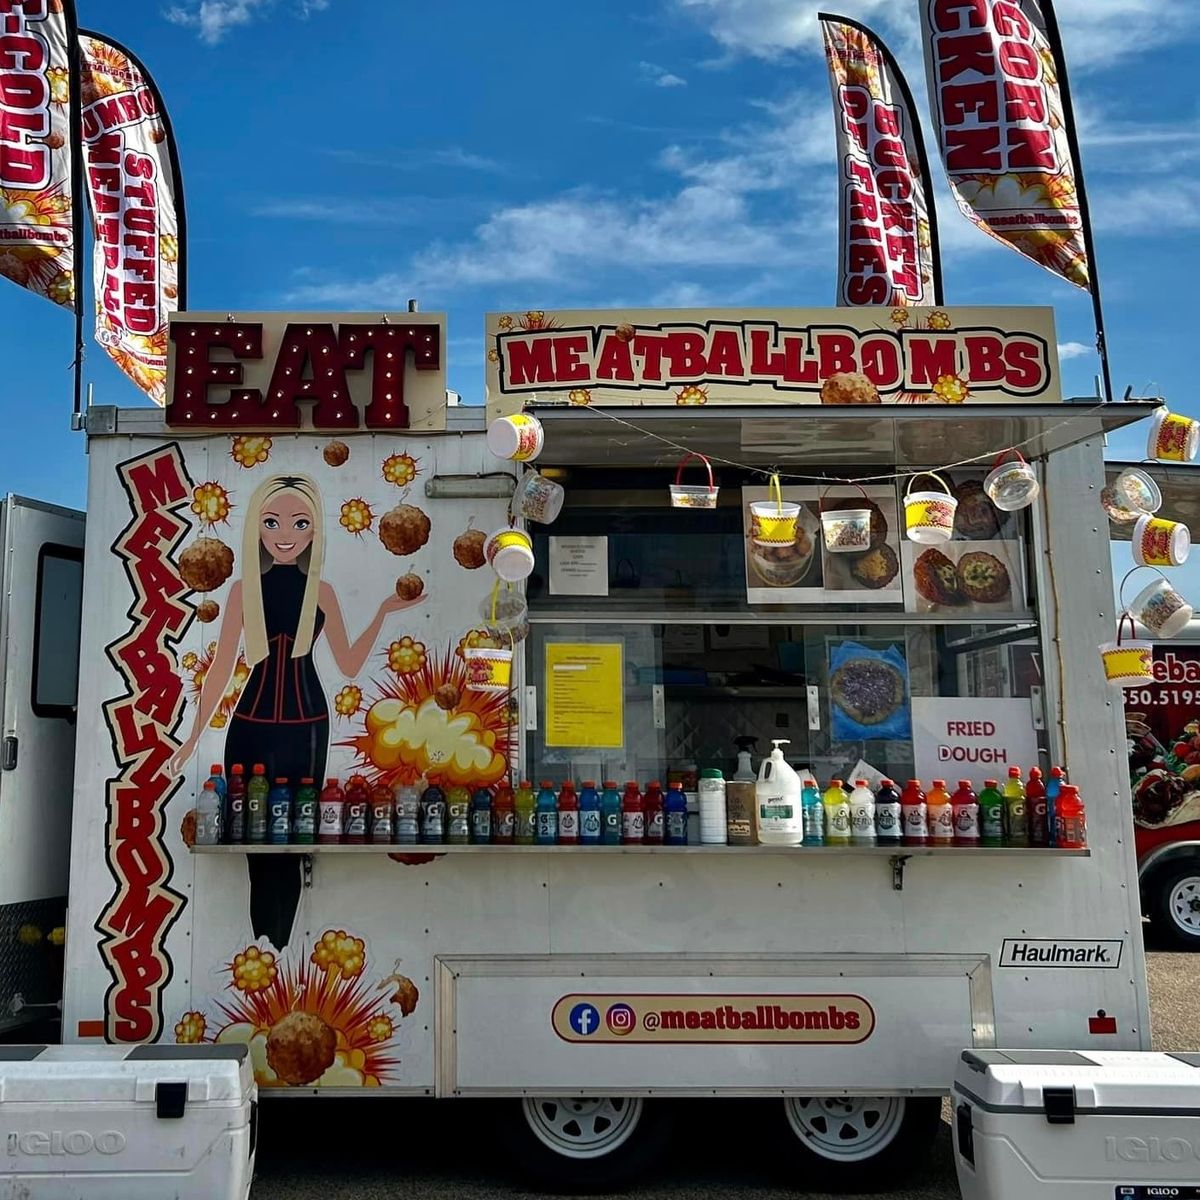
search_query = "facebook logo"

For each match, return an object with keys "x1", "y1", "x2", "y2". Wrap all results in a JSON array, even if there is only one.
[{"x1": 569, "y1": 1003, "x2": 600, "y2": 1037}]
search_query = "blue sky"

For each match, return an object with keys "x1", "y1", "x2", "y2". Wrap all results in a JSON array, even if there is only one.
[{"x1": 3, "y1": 0, "x2": 1199, "y2": 509}]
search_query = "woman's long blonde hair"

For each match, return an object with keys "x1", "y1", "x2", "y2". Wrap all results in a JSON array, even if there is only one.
[{"x1": 241, "y1": 474, "x2": 325, "y2": 667}]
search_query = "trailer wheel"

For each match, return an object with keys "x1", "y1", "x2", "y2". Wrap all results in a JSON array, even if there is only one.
[
  {"x1": 779, "y1": 1095, "x2": 942, "y2": 1192},
  {"x1": 1153, "y1": 861, "x2": 1200, "y2": 948},
  {"x1": 499, "y1": 1096, "x2": 668, "y2": 1192}
]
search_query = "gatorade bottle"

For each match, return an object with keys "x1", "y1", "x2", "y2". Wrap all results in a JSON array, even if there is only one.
[
  {"x1": 1046, "y1": 767, "x2": 1065, "y2": 848},
  {"x1": 492, "y1": 784, "x2": 515, "y2": 845},
  {"x1": 446, "y1": 785, "x2": 470, "y2": 845},
  {"x1": 579, "y1": 782, "x2": 601, "y2": 845},
  {"x1": 420, "y1": 784, "x2": 446, "y2": 844},
  {"x1": 600, "y1": 781, "x2": 622, "y2": 845},
  {"x1": 535, "y1": 781, "x2": 558, "y2": 845},
  {"x1": 951, "y1": 780, "x2": 979, "y2": 846},
  {"x1": 849, "y1": 781, "x2": 876, "y2": 845},
  {"x1": 318, "y1": 778, "x2": 344, "y2": 844},
  {"x1": 927, "y1": 780, "x2": 954, "y2": 846},
  {"x1": 470, "y1": 787, "x2": 493, "y2": 844},
  {"x1": 1027, "y1": 768, "x2": 1049, "y2": 847},
  {"x1": 267, "y1": 778, "x2": 292, "y2": 845},
  {"x1": 393, "y1": 783, "x2": 420, "y2": 845},
  {"x1": 293, "y1": 778, "x2": 317, "y2": 845},
  {"x1": 621, "y1": 781, "x2": 644, "y2": 844},
  {"x1": 206, "y1": 764, "x2": 227, "y2": 806},
  {"x1": 370, "y1": 784, "x2": 394, "y2": 844},
  {"x1": 823, "y1": 780, "x2": 851, "y2": 846},
  {"x1": 1004, "y1": 766, "x2": 1029, "y2": 847},
  {"x1": 664, "y1": 780, "x2": 688, "y2": 846},
  {"x1": 1055, "y1": 785, "x2": 1087, "y2": 849},
  {"x1": 802, "y1": 780, "x2": 824, "y2": 847},
  {"x1": 978, "y1": 780, "x2": 1004, "y2": 847},
  {"x1": 557, "y1": 781, "x2": 579, "y2": 845},
  {"x1": 901, "y1": 780, "x2": 928, "y2": 846},
  {"x1": 642, "y1": 781, "x2": 664, "y2": 845},
  {"x1": 513, "y1": 781, "x2": 536, "y2": 845},
  {"x1": 246, "y1": 764, "x2": 269, "y2": 844},
  {"x1": 344, "y1": 776, "x2": 370, "y2": 845},
  {"x1": 195, "y1": 780, "x2": 222, "y2": 846},
  {"x1": 226, "y1": 764, "x2": 246, "y2": 844},
  {"x1": 874, "y1": 779, "x2": 902, "y2": 846}
]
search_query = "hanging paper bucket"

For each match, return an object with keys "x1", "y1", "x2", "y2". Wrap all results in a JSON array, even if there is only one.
[
  {"x1": 480, "y1": 580, "x2": 530, "y2": 644},
  {"x1": 1111, "y1": 466, "x2": 1161, "y2": 517},
  {"x1": 485, "y1": 526, "x2": 535, "y2": 581},
  {"x1": 1148, "y1": 408, "x2": 1200, "y2": 463},
  {"x1": 464, "y1": 646, "x2": 513, "y2": 693},
  {"x1": 512, "y1": 470, "x2": 564, "y2": 524},
  {"x1": 904, "y1": 472, "x2": 957, "y2": 544},
  {"x1": 1099, "y1": 612, "x2": 1153, "y2": 689},
  {"x1": 1132, "y1": 514, "x2": 1190, "y2": 568},
  {"x1": 487, "y1": 412, "x2": 544, "y2": 462},
  {"x1": 819, "y1": 482, "x2": 872, "y2": 554},
  {"x1": 669, "y1": 453, "x2": 719, "y2": 509},
  {"x1": 750, "y1": 474, "x2": 800, "y2": 546},
  {"x1": 1121, "y1": 566, "x2": 1193, "y2": 640},
  {"x1": 984, "y1": 450, "x2": 1040, "y2": 512}
]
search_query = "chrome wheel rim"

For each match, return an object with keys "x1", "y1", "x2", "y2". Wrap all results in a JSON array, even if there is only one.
[{"x1": 784, "y1": 1095, "x2": 907, "y2": 1163}]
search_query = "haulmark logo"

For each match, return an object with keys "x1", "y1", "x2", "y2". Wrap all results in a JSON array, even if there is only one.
[
  {"x1": 999, "y1": 939, "x2": 1123, "y2": 969},
  {"x1": 96, "y1": 444, "x2": 194, "y2": 1041}
]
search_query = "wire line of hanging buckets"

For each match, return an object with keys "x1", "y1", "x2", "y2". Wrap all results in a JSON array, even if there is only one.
[{"x1": 1099, "y1": 408, "x2": 1200, "y2": 688}]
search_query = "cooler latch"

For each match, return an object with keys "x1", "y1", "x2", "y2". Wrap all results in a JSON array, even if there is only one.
[
  {"x1": 1043, "y1": 1086, "x2": 1076, "y2": 1125},
  {"x1": 155, "y1": 1080, "x2": 187, "y2": 1119},
  {"x1": 955, "y1": 1103, "x2": 975, "y2": 1167}
]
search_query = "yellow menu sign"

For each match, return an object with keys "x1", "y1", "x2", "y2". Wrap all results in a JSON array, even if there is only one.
[{"x1": 545, "y1": 643, "x2": 624, "y2": 749}]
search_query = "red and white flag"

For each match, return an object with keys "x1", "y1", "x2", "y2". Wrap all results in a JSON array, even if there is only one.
[
  {"x1": 919, "y1": 0, "x2": 1090, "y2": 290},
  {"x1": 0, "y1": 0, "x2": 80, "y2": 309},
  {"x1": 79, "y1": 31, "x2": 186, "y2": 405},
  {"x1": 820, "y1": 13, "x2": 943, "y2": 308}
]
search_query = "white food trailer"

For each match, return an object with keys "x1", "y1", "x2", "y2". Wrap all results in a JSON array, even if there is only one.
[{"x1": 44, "y1": 306, "x2": 1157, "y2": 1191}]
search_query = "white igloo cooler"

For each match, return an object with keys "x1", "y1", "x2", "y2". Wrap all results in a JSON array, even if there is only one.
[
  {"x1": 0, "y1": 1043, "x2": 256, "y2": 1200},
  {"x1": 954, "y1": 1049, "x2": 1200, "y2": 1200}
]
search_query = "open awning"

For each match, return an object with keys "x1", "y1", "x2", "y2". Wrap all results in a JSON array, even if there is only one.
[{"x1": 530, "y1": 400, "x2": 1160, "y2": 469}]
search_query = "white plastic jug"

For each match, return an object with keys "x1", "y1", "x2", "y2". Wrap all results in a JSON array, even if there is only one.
[{"x1": 756, "y1": 739, "x2": 803, "y2": 846}]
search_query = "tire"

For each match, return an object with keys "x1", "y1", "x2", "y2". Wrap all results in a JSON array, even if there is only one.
[
  {"x1": 1151, "y1": 861, "x2": 1200, "y2": 949},
  {"x1": 497, "y1": 1095, "x2": 670, "y2": 1193},
  {"x1": 777, "y1": 1094, "x2": 943, "y2": 1193}
]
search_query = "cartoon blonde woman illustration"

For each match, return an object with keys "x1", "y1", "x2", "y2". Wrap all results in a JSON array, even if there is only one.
[{"x1": 170, "y1": 474, "x2": 424, "y2": 947}]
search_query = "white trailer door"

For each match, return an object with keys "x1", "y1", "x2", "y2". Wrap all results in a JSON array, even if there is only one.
[{"x1": 0, "y1": 496, "x2": 85, "y2": 908}]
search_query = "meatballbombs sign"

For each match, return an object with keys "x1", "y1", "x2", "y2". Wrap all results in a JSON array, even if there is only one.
[{"x1": 484, "y1": 307, "x2": 1059, "y2": 419}]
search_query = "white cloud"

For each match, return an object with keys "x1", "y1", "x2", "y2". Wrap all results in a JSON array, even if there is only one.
[
  {"x1": 431, "y1": 147, "x2": 506, "y2": 173},
  {"x1": 1058, "y1": 341, "x2": 1093, "y2": 361},
  {"x1": 640, "y1": 61, "x2": 688, "y2": 88},
  {"x1": 166, "y1": 0, "x2": 329, "y2": 43},
  {"x1": 672, "y1": 0, "x2": 1200, "y2": 70}
]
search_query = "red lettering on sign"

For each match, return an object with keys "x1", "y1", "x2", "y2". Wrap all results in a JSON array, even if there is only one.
[{"x1": 0, "y1": 1, "x2": 52, "y2": 188}]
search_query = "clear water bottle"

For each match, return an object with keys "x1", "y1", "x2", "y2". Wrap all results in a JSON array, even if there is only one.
[{"x1": 195, "y1": 780, "x2": 221, "y2": 846}]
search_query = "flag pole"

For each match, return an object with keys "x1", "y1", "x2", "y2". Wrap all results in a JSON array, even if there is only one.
[{"x1": 1041, "y1": 0, "x2": 1113, "y2": 403}]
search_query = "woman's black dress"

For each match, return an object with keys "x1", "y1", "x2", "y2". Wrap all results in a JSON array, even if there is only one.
[{"x1": 224, "y1": 564, "x2": 330, "y2": 949}]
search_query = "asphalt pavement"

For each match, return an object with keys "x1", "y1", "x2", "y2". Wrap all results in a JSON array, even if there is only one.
[{"x1": 251, "y1": 937, "x2": 1198, "y2": 1200}]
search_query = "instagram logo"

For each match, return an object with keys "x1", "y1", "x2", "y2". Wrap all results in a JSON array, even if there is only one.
[{"x1": 606, "y1": 1003, "x2": 636, "y2": 1036}]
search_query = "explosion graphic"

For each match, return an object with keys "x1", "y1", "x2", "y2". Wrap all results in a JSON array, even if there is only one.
[
  {"x1": 487, "y1": 348, "x2": 499, "y2": 363},
  {"x1": 344, "y1": 643, "x2": 510, "y2": 792},
  {"x1": 340, "y1": 498, "x2": 374, "y2": 537},
  {"x1": 675, "y1": 384, "x2": 708, "y2": 406},
  {"x1": 46, "y1": 67, "x2": 69, "y2": 105},
  {"x1": 567, "y1": 388, "x2": 592, "y2": 406},
  {"x1": 184, "y1": 642, "x2": 251, "y2": 728},
  {"x1": 160, "y1": 234, "x2": 179, "y2": 265},
  {"x1": 496, "y1": 315, "x2": 514, "y2": 331},
  {"x1": 932, "y1": 373, "x2": 970, "y2": 404},
  {"x1": 190, "y1": 481, "x2": 233, "y2": 528},
  {"x1": 181, "y1": 931, "x2": 418, "y2": 1089},
  {"x1": 230, "y1": 436, "x2": 272, "y2": 469},
  {"x1": 334, "y1": 685, "x2": 363, "y2": 719},
  {"x1": 927, "y1": 310, "x2": 952, "y2": 331},
  {"x1": 890, "y1": 308, "x2": 910, "y2": 325},
  {"x1": 381, "y1": 453, "x2": 419, "y2": 488},
  {"x1": 387, "y1": 637, "x2": 427, "y2": 676},
  {"x1": 0, "y1": 184, "x2": 72, "y2": 299}
]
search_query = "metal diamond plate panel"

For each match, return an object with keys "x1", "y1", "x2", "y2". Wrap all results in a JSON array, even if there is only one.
[{"x1": 0, "y1": 896, "x2": 67, "y2": 1034}]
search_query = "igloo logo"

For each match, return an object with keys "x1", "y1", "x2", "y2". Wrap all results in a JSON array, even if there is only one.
[{"x1": 7, "y1": 1129, "x2": 127, "y2": 1157}]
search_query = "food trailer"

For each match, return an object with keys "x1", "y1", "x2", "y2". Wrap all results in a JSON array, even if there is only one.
[{"x1": 58, "y1": 306, "x2": 1155, "y2": 1192}]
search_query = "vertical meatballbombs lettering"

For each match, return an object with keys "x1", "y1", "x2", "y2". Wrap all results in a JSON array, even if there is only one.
[
  {"x1": 98, "y1": 445, "x2": 194, "y2": 1041},
  {"x1": 928, "y1": 0, "x2": 1060, "y2": 175},
  {"x1": 0, "y1": 2, "x2": 52, "y2": 188}
]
